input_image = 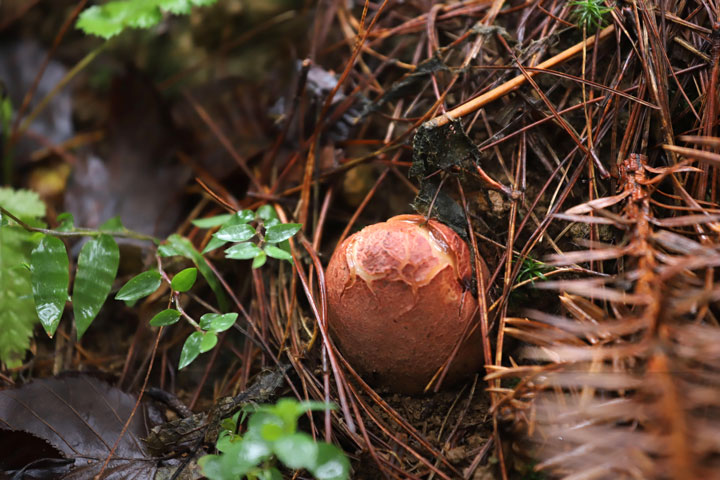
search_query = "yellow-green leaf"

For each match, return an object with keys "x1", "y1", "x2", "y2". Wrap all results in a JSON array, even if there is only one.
[{"x1": 171, "y1": 267, "x2": 197, "y2": 292}]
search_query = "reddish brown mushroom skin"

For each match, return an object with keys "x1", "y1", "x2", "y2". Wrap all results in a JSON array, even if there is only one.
[{"x1": 326, "y1": 214, "x2": 485, "y2": 394}]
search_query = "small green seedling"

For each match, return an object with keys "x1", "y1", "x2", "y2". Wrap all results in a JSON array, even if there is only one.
[
  {"x1": 199, "y1": 398, "x2": 350, "y2": 480},
  {"x1": 516, "y1": 254, "x2": 551, "y2": 285},
  {"x1": 570, "y1": 0, "x2": 613, "y2": 32}
]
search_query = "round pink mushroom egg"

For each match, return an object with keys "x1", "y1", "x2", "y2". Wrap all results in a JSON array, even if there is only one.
[{"x1": 326, "y1": 214, "x2": 485, "y2": 394}]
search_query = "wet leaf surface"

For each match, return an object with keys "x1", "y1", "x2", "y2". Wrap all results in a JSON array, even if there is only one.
[
  {"x1": 72, "y1": 234, "x2": 120, "y2": 339},
  {"x1": 0, "y1": 373, "x2": 177, "y2": 479},
  {"x1": 30, "y1": 235, "x2": 69, "y2": 337}
]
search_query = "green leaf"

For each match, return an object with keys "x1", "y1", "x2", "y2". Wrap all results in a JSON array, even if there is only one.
[
  {"x1": 201, "y1": 236, "x2": 228, "y2": 254},
  {"x1": 30, "y1": 236, "x2": 69, "y2": 337},
  {"x1": 262, "y1": 399, "x2": 300, "y2": 433},
  {"x1": 199, "y1": 313, "x2": 237, "y2": 332},
  {"x1": 150, "y1": 308, "x2": 182, "y2": 326},
  {"x1": 223, "y1": 433, "x2": 271, "y2": 475},
  {"x1": 263, "y1": 244, "x2": 292, "y2": 262},
  {"x1": 76, "y1": 0, "x2": 219, "y2": 39},
  {"x1": 56, "y1": 212, "x2": 75, "y2": 231},
  {"x1": 248, "y1": 411, "x2": 286, "y2": 436},
  {"x1": 192, "y1": 214, "x2": 232, "y2": 228},
  {"x1": 260, "y1": 423, "x2": 284, "y2": 442},
  {"x1": 157, "y1": 245, "x2": 179, "y2": 257},
  {"x1": 0, "y1": 190, "x2": 45, "y2": 367},
  {"x1": 258, "y1": 399, "x2": 332, "y2": 435},
  {"x1": 310, "y1": 443, "x2": 351, "y2": 480},
  {"x1": 273, "y1": 432, "x2": 318, "y2": 470},
  {"x1": 215, "y1": 429, "x2": 239, "y2": 452},
  {"x1": 225, "y1": 242, "x2": 262, "y2": 260},
  {"x1": 115, "y1": 270, "x2": 162, "y2": 302},
  {"x1": 257, "y1": 467, "x2": 282, "y2": 480},
  {"x1": 158, "y1": 0, "x2": 193, "y2": 14},
  {"x1": 251, "y1": 251, "x2": 267, "y2": 269},
  {"x1": 264, "y1": 223, "x2": 301, "y2": 244},
  {"x1": 161, "y1": 235, "x2": 229, "y2": 310},
  {"x1": 264, "y1": 217, "x2": 281, "y2": 228},
  {"x1": 179, "y1": 331, "x2": 203, "y2": 369},
  {"x1": 76, "y1": 1, "x2": 161, "y2": 39},
  {"x1": 200, "y1": 331, "x2": 218, "y2": 353},
  {"x1": 76, "y1": 5, "x2": 125, "y2": 39},
  {"x1": 197, "y1": 455, "x2": 224, "y2": 480},
  {"x1": 0, "y1": 227, "x2": 38, "y2": 368},
  {"x1": 0, "y1": 187, "x2": 45, "y2": 220},
  {"x1": 214, "y1": 224, "x2": 256, "y2": 242},
  {"x1": 99, "y1": 216, "x2": 124, "y2": 231},
  {"x1": 73, "y1": 235, "x2": 120, "y2": 339},
  {"x1": 171, "y1": 267, "x2": 197, "y2": 292},
  {"x1": 219, "y1": 411, "x2": 242, "y2": 435},
  {"x1": 297, "y1": 400, "x2": 336, "y2": 412},
  {"x1": 235, "y1": 209, "x2": 256, "y2": 223},
  {"x1": 278, "y1": 239, "x2": 291, "y2": 254},
  {"x1": 256, "y1": 204, "x2": 276, "y2": 221}
]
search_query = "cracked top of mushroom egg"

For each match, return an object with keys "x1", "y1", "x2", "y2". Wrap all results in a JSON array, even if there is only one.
[{"x1": 340, "y1": 215, "x2": 471, "y2": 294}]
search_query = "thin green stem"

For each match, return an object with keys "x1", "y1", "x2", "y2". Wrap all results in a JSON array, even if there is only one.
[
  {"x1": 15, "y1": 42, "x2": 109, "y2": 139},
  {"x1": 0, "y1": 205, "x2": 158, "y2": 242}
]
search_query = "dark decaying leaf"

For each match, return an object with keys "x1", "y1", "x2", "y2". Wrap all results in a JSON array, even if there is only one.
[
  {"x1": 0, "y1": 429, "x2": 71, "y2": 479},
  {"x1": 360, "y1": 55, "x2": 448, "y2": 117},
  {"x1": 409, "y1": 121, "x2": 478, "y2": 181},
  {"x1": 0, "y1": 373, "x2": 174, "y2": 479}
]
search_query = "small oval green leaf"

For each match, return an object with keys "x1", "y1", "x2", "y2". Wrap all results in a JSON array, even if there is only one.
[
  {"x1": 56, "y1": 212, "x2": 75, "y2": 232},
  {"x1": 179, "y1": 331, "x2": 203, "y2": 369},
  {"x1": 249, "y1": 411, "x2": 285, "y2": 438},
  {"x1": 157, "y1": 243, "x2": 181, "y2": 257},
  {"x1": 171, "y1": 267, "x2": 197, "y2": 292},
  {"x1": 149, "y1": 308, "x2": 181, "y2": 327},
  {"x1": 273, "y1": 432, "x2": 318, "y2": 470},
  {"x1": 264, "y1": 217, "x2": 281, "y2": 228},
  {"x1": 260, "y1": 423, "x2": 284, "y2": 442},
  {"x1": 99, "y1": 216, "x2": 124, "y2": 231},
  {"x1": 200, "y1": 331, "x2": 218, "y2": 353},
  {"x1": 263, "y1": 244, "x2": 292, "y2": 262},
  {"x1": 199, "y1": 313, "x2": 238, "y2": 332},
  {"x1": 264, "y1": 223, "x2": 301, "y2": 244},
  {"x1": 30, "y1": 235, "x2": 69, "y2": 337},
  {"x1": 251, "y1": 251, "x2": 267, "y2": 269},
  {"x1": 197, "y1": 455, "x2": 223, "y2": 480},
  {"x1": 225, "y1": 242, "x2": 262, "y2": 260},
  {"x1": 73, "y1": 234, "x2": 119, "y2": 339},
  {"x1": 201, "y1": 236, "x2": 228, "y2": 254},
  {"x1": 163, "y1": 235, "x2": 229, "y2": 311},
  {"x1": 256, "y1": 204, "x2": 276, "y2": 221},
  {"x1": 310, "y1": 443, "x2": 351, "y2": 480},
  {"x1": 259, "y1": 467, "x2": 283, "y2": 480},
  {"x1": 115, "y1": 270, "x2": 162, "y2": 302},
  {"x1": 192, "y1": 214, "x2": 232, "y2": 228},
  {"x1": 235, "y1": 209, "x2": 255, "y2": 223},
  {"x1": 214, "y1": 224, "x2": 256, "y2": 242}
]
